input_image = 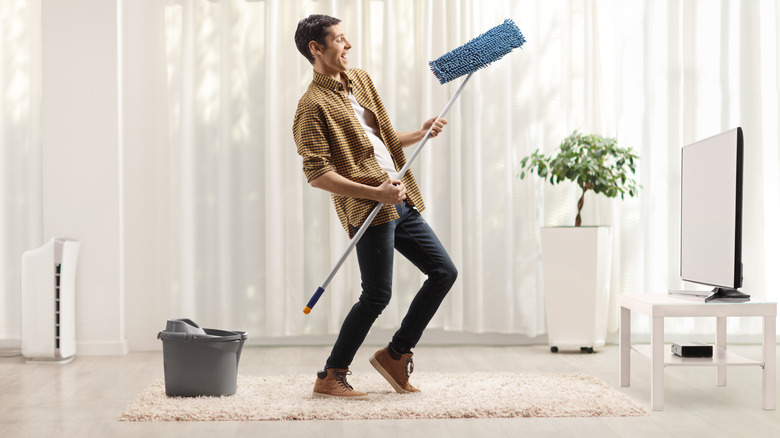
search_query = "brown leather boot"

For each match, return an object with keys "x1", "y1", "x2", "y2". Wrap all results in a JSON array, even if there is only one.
[
  {"x1": 312, "y1": 368, "x2": 369, "y2": 400},
  {"x1": 369, "y1": 347, "x2": 420, "y2": 394}
]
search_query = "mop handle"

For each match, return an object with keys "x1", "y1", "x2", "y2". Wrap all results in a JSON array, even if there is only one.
[{"x1": 303, "y1": 72, "x2": 474, "y2": 314}]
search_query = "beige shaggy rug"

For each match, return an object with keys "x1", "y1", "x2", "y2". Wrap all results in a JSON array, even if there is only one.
[{"x1": 118, "y1": 372, "x2": 647, "y2": 421}]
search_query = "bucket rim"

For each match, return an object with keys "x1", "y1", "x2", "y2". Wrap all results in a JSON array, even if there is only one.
[{"x1": 157, "y1": 329, "x2": 248, "y2": 342}]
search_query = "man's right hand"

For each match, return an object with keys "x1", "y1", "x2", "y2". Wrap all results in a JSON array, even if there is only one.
[
  {"x1": 375, "y1": 178, "x2": 407, "y2": 205},
  {"x1": 310, "y1": 171, "x2": 407, "y2": 205}
]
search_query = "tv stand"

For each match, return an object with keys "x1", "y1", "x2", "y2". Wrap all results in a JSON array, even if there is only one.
[
  {"x1": 707, "y1": 287, "x2": 750, "y2": 302},
  {"x1": 619, "y1": 293, "x2": 776, "y2": 411}
]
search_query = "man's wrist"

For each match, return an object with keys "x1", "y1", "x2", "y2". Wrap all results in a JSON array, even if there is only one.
[{"x1": 372, "y1": 184, "x2": 387, "y2": 203}]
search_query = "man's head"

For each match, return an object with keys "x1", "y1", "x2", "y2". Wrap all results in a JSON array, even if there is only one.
[{"x1": 295, "y1": 14, "x2": 352, "y2": 69}]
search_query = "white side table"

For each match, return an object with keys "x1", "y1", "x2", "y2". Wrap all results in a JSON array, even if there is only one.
[{"x1": 619, "y1": 293, "x2": 776, "y2": 411}]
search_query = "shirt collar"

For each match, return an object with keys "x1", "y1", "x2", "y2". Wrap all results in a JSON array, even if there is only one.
[{"x1": 312, "y1": 69, "x2": 353, "y2": 92}]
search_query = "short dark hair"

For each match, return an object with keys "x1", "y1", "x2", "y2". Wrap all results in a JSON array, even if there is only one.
[{"x1": 294, "y1": 14, "x2": 342, "y2": 64}]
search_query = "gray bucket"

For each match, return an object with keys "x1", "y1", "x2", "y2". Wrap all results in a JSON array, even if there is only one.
[{"x1": 157, "y1": 318, "x2": 248, "y2": 397}]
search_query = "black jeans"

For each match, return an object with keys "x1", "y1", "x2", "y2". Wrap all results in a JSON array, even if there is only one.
[{"x1": 325, "y1": 201, "x2": 458, "y2": 370}]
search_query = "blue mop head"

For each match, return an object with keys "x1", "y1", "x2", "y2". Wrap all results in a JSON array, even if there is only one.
[{"x1": 429, "y1": 19, "x2": 526, "y2": 84}]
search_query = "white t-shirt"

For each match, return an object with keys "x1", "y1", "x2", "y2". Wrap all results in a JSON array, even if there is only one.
[{"x1": 348, "y1": 91, "x2": 399, "y2": 179}]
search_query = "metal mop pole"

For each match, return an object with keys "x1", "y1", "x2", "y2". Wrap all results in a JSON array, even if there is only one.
[{"x1": 303, "y1": 73, "x2": 474, "y2": 314}]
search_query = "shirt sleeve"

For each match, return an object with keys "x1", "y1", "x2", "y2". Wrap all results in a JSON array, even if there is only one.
[{"x1": 293, "y1": 100, "x2": 335, "y2": 183}]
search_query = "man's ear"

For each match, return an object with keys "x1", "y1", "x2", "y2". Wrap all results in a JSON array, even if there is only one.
[{"x1": 308, "y1": 41, "x2": 322, "y2": 59}]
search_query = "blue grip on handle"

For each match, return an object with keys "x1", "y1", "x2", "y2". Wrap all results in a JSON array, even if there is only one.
[{"x1": 303, "y1": 287, "x2": 325, "y2": 314}]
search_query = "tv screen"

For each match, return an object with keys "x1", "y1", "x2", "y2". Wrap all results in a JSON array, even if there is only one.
[{"x1": 678, "y1": 127, "x2": 748, "y2": 302}]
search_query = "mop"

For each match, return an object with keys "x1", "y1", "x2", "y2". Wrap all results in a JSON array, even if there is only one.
[{"x1": 304, "y1": 19, "x2": 526, "y2": 314}]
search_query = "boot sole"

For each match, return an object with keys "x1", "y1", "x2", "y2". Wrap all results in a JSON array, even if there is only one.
[
  {"x1": 369, "y1": 355, "x2": 412, "y2": 394},
  {"x1": 312, "y1": 391, "x2": 370, "y2": 401}
]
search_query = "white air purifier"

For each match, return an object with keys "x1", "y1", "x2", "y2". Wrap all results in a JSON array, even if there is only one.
[{"x1": 21, "y1": 238, "x2": 80, "y2": 363}]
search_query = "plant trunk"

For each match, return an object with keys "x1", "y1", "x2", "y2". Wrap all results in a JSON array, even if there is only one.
[{"x1": 575, "y1": 189, "x2": 587, "y2": 227}]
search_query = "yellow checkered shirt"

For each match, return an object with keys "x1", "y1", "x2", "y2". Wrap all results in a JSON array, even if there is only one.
[{"x1": 293, "y1": 68, "x2": 425, "y2": 237}]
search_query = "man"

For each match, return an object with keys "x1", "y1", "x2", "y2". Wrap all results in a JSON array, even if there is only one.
[{"x1": 293, "y1": 14, "x2": 457, "y2": 400}]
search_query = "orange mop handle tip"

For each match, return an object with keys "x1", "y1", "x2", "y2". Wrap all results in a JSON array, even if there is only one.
[{"x1": 303, "y1": 286, "x2": 326, "y2": 315}]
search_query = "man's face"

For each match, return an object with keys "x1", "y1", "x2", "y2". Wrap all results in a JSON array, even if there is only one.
[{"x1": 315, "y1": 24, "x2": 351, "y2": 75}]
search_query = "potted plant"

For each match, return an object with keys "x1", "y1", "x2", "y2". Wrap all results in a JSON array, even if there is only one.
[{"x1": 519, "y1": 131, "x2": 640, "y2": 353}]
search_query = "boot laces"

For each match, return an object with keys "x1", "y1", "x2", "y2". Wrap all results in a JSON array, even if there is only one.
[{"x1": 332, "y1": 369, "x2": 355, "y2": 390}]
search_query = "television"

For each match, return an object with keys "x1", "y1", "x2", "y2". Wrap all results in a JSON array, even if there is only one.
[{"x1": 675, "y1": 127, "x2": 749, "y2": 302}]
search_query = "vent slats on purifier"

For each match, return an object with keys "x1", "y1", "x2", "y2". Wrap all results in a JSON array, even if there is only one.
[{"x1": 21, "y1": 238, "x2": 80, "y2": 363}]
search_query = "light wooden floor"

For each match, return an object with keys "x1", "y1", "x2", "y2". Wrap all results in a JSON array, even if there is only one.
[{"x1": 1, "y1": 343, "x2": 779, "y2": 437}]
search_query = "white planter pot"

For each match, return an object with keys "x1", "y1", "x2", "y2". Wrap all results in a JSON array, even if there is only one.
[{"x1": 541, "y1": 226, "x2": 611, "y2": 352}]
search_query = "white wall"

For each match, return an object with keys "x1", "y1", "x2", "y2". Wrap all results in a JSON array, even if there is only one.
[
  {"x1": 120, "y1": 0, "x2": 172, "y2": 351},
  {"x1": 37, "y1": 0, "x2": 173, "y2": 354},
  {"x1": 41, "y1": 0, "x2": 126, "y2": 355}
]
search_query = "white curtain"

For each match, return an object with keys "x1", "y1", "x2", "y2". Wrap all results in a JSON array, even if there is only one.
[
  {"x1": 0, "y1": 0, "x2": 41, "y2": 343},
  {"x1": 2, "y1": 0, "x2": 779, "y2": 343}
]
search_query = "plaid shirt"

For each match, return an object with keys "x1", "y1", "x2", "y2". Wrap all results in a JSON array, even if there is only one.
[{"x1": 293, "y1": 68, "x2": 425, "y2": 237}]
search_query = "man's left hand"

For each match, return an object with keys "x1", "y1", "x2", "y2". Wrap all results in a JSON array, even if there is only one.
[{"x1": 422, "y1": 116, "x2": 448, "y2": 138}]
